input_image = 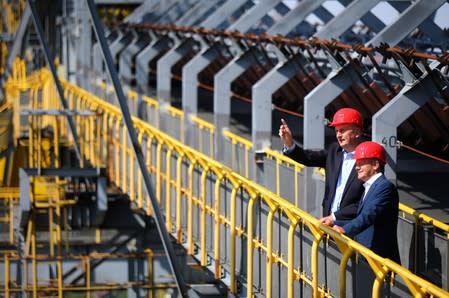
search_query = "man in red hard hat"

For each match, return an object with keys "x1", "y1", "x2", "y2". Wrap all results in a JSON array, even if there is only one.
[
  {"x1": 279, "y1": 107, "x2": 364, "y2": 223},
  {"x1": 332, "y1": 141, "x2": 400, "y2": 263}
]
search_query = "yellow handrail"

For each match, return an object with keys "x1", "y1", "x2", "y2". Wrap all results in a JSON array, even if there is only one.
[{"x1": 5, "y1": 64, "x2": 449, "y2": 298}]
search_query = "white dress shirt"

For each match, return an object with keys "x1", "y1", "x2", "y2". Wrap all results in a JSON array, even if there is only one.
[
  {"x1": 331, "y1": 151, "x2": 355, "y2": 219},
  {"x1": 361, "y1": 172, "x2": 383, "y2": 203}
]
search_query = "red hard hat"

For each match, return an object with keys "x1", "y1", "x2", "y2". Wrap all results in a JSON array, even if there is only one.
[
  {"x1": 354, "y1": 141, "x2": 386, "y2": 163},
  {"x1": 329, "y1": 108, "x2": 363, "y2": 129}
]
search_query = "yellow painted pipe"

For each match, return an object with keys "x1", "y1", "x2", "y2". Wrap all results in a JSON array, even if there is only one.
[
  {"x1": 266, "y1": 208, "x2": 276, "y2": 298},
  {"x1": 187, "y1": 162, "x2": 195, "y2": 255},
  {"x1": 166, "y1": 148, "x2": 173, "y2": 232},
  {"x1": 230, "y1": 186, "x2": 238, "y2": 293},
  {"x1": 214, "y1": 175, "x2": 223, "y2": 279},
  {"x1": 246, "y1": 195, "x2": 257, "y2": 297},
  {"x1": 176, "y1": 154, "x2": 184, "y2": 243},
  {"x1": 288, "y1": 220, "x2": 298, "y2": 298},
  {"x1": 200, "y1": 168, "x2": 209, "y2": 266}
]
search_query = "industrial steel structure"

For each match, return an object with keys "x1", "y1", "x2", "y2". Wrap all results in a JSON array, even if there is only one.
[{"x1": 1, "y1": 0, "x2": 449, "y2": 297}]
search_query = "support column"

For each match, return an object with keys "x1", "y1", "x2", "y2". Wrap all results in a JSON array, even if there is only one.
[
  {"x1": 214, "y1": 50, "x2": 259, "y2": 162},
  {"x1": 157, "y1": 38, "x2": 197, "y2": 132},
  {"x1": 303, "y1": 63, "x2": 359, "y2": 150},
  {"x1": 201, "y1": 0, "x2": 248, "y2": 29},
  {"x1": 93, "y1": 30, "x2": 122, "y2": 78},
  {"x1": 182, "y1": 45, "x2": 222, "y2": 147},
  {"x1": 267, "y1": 0, "x2": 326, "y2": 35},
  {"x1": 135, "y1": 36, "x2": 172, "y2": 95},
  {"x1": 228, "y1": 0, "x2": 283, "y2": 33},
  {"x1": 76, "y1": 1, "x2": 92, "y2": 90},
  {"x1": 156, "y1": 38, "x2": 197, "y2": 103},
  {"x1": 252, "y1": 56, "x2": 305, "y2": 151},
  {"x1": 119, "y1": 32, "x2": 151, "y2": 83},
  {"x1": 372, "y1": 66, "x2": 440, "y2": 182}
]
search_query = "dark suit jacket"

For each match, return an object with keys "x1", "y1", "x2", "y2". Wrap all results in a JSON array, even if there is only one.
[
  {"x1": 335, "y1": 174, "x2": 400, "y2": 263},
  {"x1": 284, "y1": 142, "x2": 364, "y2": 220}
]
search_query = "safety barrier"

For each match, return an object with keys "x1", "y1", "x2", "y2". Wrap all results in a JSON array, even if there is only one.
[
  {"x1": 4, "y1": 66, "x2": 448, "y2": 297},
  {"x1": 0, "y1": 250, "x2": 175, "y2": 297},
  {"x1": 89, "y1": 76, "x2": 449, "y2": 296}
]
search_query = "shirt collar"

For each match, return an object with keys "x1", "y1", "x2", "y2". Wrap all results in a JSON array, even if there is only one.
[{"x1": 363, "y1": 172, "x2": 383, "y2": 189}]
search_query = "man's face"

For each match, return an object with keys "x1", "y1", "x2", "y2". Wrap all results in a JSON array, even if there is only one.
[
  {"x1": 355, "y1": 158, "x2": 379, "y2": 182},
  {"x1": 334, "y1": 124, "x2": 361, "y2": 150}
]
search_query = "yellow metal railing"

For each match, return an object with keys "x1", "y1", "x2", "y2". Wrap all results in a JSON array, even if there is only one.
[
  {"x1": 0, "y1": 187, "x2": 20, "y2": 245},
  {"x1": 222, "y1": 130, "x2": 253, "y2": 177},
  {"x1": 1, "y1": 250, "x2": 169, "y2": 297},
  {"x1": 5, "y1": 64, "x2": 449, "y2": 297}
]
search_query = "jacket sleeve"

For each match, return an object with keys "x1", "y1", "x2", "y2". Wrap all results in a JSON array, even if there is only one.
[
  {"x1": 342, "y1": 183, "x2": 398, "y2": 237},
  {"x1": 284, "y1": 144, "x2": 327, "y2": 168}
]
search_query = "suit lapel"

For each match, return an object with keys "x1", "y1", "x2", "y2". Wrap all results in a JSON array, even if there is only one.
[{"x1": 357, "y1": 176, "x2": 383, "y2": 212}]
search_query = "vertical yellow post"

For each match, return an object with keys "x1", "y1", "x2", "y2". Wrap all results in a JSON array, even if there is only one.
[
  {"x1": 146, "y1": 249, "x2": 154, "y2": 298},
  {"x1": 9, "y1": 199, "x2": 13, "y2": 244},
  {"x1": 287, "y1": 220, "x2": 299, "y2": 298},
  {"x1": 230, "y1": 186, "x2": 238, "y2": 293},
  {"x1": 214, "y1": 175, "x2": 223, "y2": 279},
  {"x1": 114, "y1": 121, "x2": 121, "y2": 186},
  {"x1": 85, "y1": 256, "x2": 91, "y2": 298},
  {"x1": 156, "y1": 142, "x2": 163, "y2": 205},
  {"x1": 246, "y1": 194, "x2": 257, "y2": 298},
  {"x1": 122, "y1": 128, "x2": 128, "y2": 193},
  {"x1": 187, "y1": 162, "x2": 195, "y2": 255},
  {"x1": 57, "y1": 258, "x2": 63, "y2": 298},
  {"x1": 4, "y1": 254, "x2": 10, "y2": 298},
  {"x1": 176, "y1": 154, "x2": 184, "y2": 243},
  {"x1": 165, "y1": 148, "x2": 173, "y2": 232},
  {"x1": 200, "y1": 167, "x2": 208, "y2": 266},
  {"x1": 338, "y1": 247, "x2": 353, "y2": 297},
  {"x1": 266, "y1": 207, "x2": 276, "y2": 298},
  {"x1": 31, "y1": 215, "x2": 37, "y2": 298},
  {"x1": 309, "y1": 225, "x2": 324, "y2": 298},
  {"x1": 49, "y1": 206, "x2": 54, "y2": 257}
]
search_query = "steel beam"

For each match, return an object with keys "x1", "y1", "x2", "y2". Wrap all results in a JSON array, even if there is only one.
[
  {"x1": 182, "y1": 44, "x2": 222, "y2": 147},
  {"x1": 85, "y1": 1, "x2": 188, "y2": 296},
  {"x1": 135, "y1": 36, "x2": 172, "y2": 95},
  {"x1": 367, "y1": 0, "x2": 446, "y2": 47},
  {"x1": 315, "y1": 0, "x2": 382, "y2": 40},
  {"x1": 182, "y1": 0, "x2": 284, "y2": 148},
  {"x1": 119, "y1": 31, "x2": 152, "y2": 82},
  {"x1": 372, "y1": 64, "x2": 441, "y2": 182},
  {"x1": 156, "y1": 0, "x2": 251, "y2": 121},
  {"x1": 303, "y1": 62, "x2": 360, "y2": 150},
  {"x1": 252, "y1": 56, "x2": 305, "y2": 151},
  {"x1": 28, "y1": 0, "x2": 82, "y2": 162},
  {"x1": 267, "y1": 0, "x2": 326, "y2": 35},
  {"x1": 110, "y1": 30, "x2": 137, "y2": 71},
  {"x1": 156, "y1": 38, "x2": 197, "y2": 103},
  {"x1": 158, "y1": 0, "x2": 199, "y2": 24},
  {"x1": 228, "y1": 0, "x2": 283, "y2": 33},
  {"x1": 93, "y1": 30, "x2": 122, "y2": 78},
  {"x1": 175, "y1": 0, "x2": 221, "y2": 26},
  {"x1": 76, "y1": 1, "x2": 94, "y2": 90},
  {"x1": 201, "y1": 0, "x2": 249, "y2": 29},
  {"x1": 214, "y1": 50, "x2": 259, "y2": 162}
]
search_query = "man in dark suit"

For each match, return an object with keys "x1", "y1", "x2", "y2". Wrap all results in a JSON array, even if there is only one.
[
  {"x1": 279, "y1": 108, "x2": 364, "y2": 222},
  {"x1": 332, "y1": 141, "x2": 400, "y2": 263}
]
